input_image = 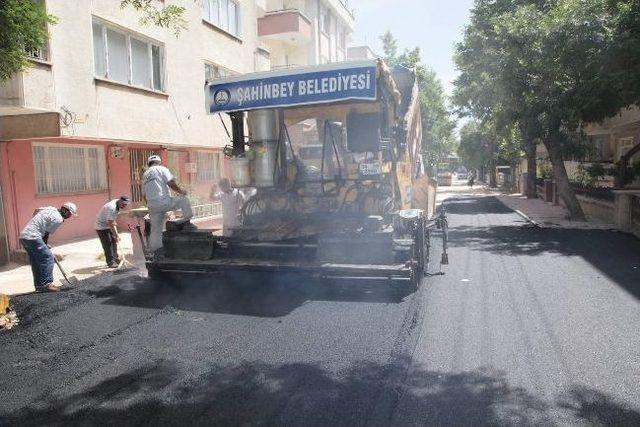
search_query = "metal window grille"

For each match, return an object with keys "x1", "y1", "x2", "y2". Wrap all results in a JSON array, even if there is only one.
[
  {"x1": 32, "y1": 143, "x2": 107, "y2": 194},
  {"x1": 129, "y1": 149, "x2": 158, "y2": 203},
  {"x1": 25, "y1": 45, "x2": 48, "y2": 61},
  {"x1": 196, "y1": 152, "x2": 221, "y2": 183}
]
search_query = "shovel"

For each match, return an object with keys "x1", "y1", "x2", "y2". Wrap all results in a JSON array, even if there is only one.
[{"x1": 53, "y1": 256, "x2": 79, "y2": 286}]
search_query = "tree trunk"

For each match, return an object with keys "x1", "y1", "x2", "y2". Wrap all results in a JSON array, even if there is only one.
[
  {"x1": 525, "y1": 138, "x2": 537, "y2": 198},
  {"x1": 488, "y1": 140, "x2": 497, "y2": 188},
  {"x1": 542, "y1": 134, "x2": 585, "y2": 220}
]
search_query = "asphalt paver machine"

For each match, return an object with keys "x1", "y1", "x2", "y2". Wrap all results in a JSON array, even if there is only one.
[{"x1": 147, "y1": 60, "x2": 438, "y2": 289}]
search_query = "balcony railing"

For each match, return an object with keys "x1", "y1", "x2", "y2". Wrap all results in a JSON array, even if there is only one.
[
  {"x1": 25, "y1": 45, "x2": 48, "y2": 62},
  {"x1": 192, "y1": 202, "x2": 223, "y2": 219}
]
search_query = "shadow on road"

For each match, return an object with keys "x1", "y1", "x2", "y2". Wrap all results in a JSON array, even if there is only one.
[
  {"x1": 95, "y1": 272, "x2": 415, "y2": 318},
  {"x1": 443, "y1": 196, "x2": 640, "y2": 300},
  {"x1": 3, "y1": 358, "x2": 638, "y2": 426},
  {"x1": 447, "y1": 225, "x2": 640, "y2": 299}
]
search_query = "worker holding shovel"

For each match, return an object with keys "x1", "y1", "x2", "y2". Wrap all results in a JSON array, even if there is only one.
[
  {"x1": 19, "y1": 202, "x2": 77, "y2": 292},
  {"x1": 95, "y1": 196, "x2": 130, "y2": 268}
]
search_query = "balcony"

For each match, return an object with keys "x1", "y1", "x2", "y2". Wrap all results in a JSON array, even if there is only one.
[
  {"x1": 257, "y1": 9, "x2": 312, "y2": 46},
  {"x1": 0, "y1": 60, "x2": 55, "y2": 116}
]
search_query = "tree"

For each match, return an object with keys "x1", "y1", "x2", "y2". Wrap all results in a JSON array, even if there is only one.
[
  {"x1": 120, "y1": 0, "x2": 187, "y2": 36},
  {"x1": 458, "y1": 121, "x2": 490, "y2": 176},
  {"x1": 380, "y1": 30, "x2": 398, "y2": 65},
  {"x1": 453, "y1": 0, "x2": 640, "y2": 219},
  {"x1": 380, "y1": 32, "x2": 457, "y2": 172},
  {"x1": 0, "y1": 0, "x2": 56, "y2": 82}
]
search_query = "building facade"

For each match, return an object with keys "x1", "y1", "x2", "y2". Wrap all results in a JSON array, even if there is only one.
[
  {"x1": 257, "y1": 0, "x2": 354, "y2": 68},
  {"x1": 0, "y1": 0, "x2": 273, "y2": 262},
  {"x1": 0, "y1": 0, "x2": 362, "y2": 264}
]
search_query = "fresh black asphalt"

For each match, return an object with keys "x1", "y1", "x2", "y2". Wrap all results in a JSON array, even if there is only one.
[{"x1": 1, "y1": 195, "x2": 639, "y2": 426}]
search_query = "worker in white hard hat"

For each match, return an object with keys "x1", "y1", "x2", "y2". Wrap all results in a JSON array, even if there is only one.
[
  {"x1": 142, "y1": 154, "x2": 194, "y2": 252},
  {"x1": 19, "y1": 202, "x2": 77, "y2": 292}
]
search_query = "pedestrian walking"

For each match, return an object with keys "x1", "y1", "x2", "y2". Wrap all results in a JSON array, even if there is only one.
[
  {"x1": 19, "y1": 202, "x2": 77, "y2": 292},
  {"x1": 142, "y1": 155, "x2": 194, "y2": 251},
  {"x1": 468, "y1": 172, "x2": 475, "y2": 188},
  {"x1": 210, "y1": 178, "x2": 247, "y2": 237},
  {"x1": 95, "y1": 196, "x2": 130, "y2": 268}
]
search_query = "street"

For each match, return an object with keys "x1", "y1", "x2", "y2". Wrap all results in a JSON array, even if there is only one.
[{"x1": 1, "y1": 191, "x2": 639, "y2": 426}]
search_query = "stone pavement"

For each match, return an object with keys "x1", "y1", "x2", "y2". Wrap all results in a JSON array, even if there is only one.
[
  {"x1": 0, "y1": 233, "x2": 139, "y2": 296},
  {"x1": 0, "y1": 215, "x2": 222, "y2": 296}
]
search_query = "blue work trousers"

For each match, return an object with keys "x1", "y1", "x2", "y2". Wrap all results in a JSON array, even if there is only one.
[{"x1": 20, "y1": 238, "x2": 55, "y2": 289}]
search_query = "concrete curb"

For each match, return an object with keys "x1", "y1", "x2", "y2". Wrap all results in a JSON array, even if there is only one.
[{"x1": 513, "y1": 209, "x2": 540, "y2": 227}]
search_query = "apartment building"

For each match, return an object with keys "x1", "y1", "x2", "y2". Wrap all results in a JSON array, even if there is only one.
[
  {"x1": 0, "y1": 0, "x2": 273, "y2": 262},
  {"x1": 257, "y1": 0, "x2": 355, "y2": 68}
]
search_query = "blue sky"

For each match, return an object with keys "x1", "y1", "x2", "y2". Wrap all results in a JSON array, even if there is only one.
[{"x1": 349, "y1": 0, "x2": 475, "y2": 95}]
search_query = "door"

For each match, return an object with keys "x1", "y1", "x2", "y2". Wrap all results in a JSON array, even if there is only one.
[
  {"x1": 129, "y1": 148, "x2": 158, "y2": 204},
  {"x1": 0, "y1": 181, "x2": 9, "y2": 265}
]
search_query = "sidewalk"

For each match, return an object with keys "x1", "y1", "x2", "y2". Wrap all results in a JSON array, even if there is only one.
[
  {"x1": 495, "y1": 192, "x2": 616, "y2": 229},
  {"x1": 0, "y1": 233, "x2": 139, "y2": 296},
  {"x1": 0, "y1": 215, "x2": 223, "y2": 296}
]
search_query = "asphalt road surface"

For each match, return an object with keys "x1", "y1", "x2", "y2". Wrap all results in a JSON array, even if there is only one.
[{"x1": 1, "y1": 195, "x2": 639, "y2": 426}]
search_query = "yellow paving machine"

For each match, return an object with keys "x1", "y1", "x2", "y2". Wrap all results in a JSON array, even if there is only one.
[{"x1": 147, "y1": 60, "x2": 438, "y2": 289}]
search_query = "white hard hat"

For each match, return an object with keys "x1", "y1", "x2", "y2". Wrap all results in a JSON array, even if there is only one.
[
  {"x1": 62, "y1": 202, "x2": 78, "y2": 216},
  {"x1": 148, "y1": 154, "x2": 161, "y2": 164}
]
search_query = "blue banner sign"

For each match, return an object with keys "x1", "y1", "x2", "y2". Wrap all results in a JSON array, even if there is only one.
[{"x1": 206, "y1": 62, "x2": 378, "y2": 113}]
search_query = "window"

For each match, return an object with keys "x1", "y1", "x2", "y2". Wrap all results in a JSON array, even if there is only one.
[
  {"x1": 320, "y1": 6, "x2": 330, "y2": 35},
  {"x1": 338, "y1": 26, "x2": 346, "y2": 50},
  {"x1": 203, "y1": 0, "x2": 241, "y2": 37},
  {"x1": 25, "y1": 0, "x2": 49, "y2": 61},
  {"x1": 92, "y1": 18, "x2": 164, "y2": 91},
  {"x1": 195, "y1": 151, "x2": 222, "y2": 182},
  {"x1": 205, "y1": 62, "x2": 231, "y2": 83},
  {"x1": 33, "y1": 143, "x2": 107, "y2": 195}
]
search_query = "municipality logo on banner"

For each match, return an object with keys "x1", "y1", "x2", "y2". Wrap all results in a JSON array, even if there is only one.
[{"x1": 206, "y1": 62, "x2": 378, "y2": 113}]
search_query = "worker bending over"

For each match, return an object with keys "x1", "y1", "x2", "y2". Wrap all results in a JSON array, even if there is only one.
[
  {"x1": 95, "y1": 196, "x2": 130, "y2": 268},
  {"x1": 19, "y1": 202, "x2": 77, "y2": 292},
  {"x1": 142, "y1": 155, "x2": 193, "y2": 251},
  {"x1": 211, "y1": 178, "x2": 252, "y2": 237}
]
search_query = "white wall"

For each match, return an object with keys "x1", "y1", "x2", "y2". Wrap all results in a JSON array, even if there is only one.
[{"x1": 22, "y1": 0, "x2": 267, "y2": 148}]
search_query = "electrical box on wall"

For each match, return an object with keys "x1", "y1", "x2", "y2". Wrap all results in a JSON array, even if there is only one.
[
  {"x1": 110, "y1": 146, "x2": 124, "y2": 159},
  {"x1": 185, "y1": 162, "x2": 197, "y2": 173}
]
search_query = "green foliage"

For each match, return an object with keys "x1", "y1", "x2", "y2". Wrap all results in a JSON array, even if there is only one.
[
  {"x1": 573, "y1": 164, "x2": 598, "y2": 187},
  {"x1": 539, "y1": 163, "x2": 553, "y2": 180},
  {"x1": 458, "y1": 121, "x2": 489, "y2": 170},
  {"x1": 120, "y1": 0, "x2": 187, "y2": 36},
  {"x1": 380, "y1": 30, "x2": 398, "y2": 64},
  {"x1": 453, "y1": 0, "x2": 640, "y2": 216},
  {"x1": 0, "y1": 0, "x2": 56, "y2": 82},
  {"x1": 586, "y1": 163, "x2": 606, "y2": 181},
  {"x1": 454, "y1": 0, "x2": 640, "y2": 141},
  {"x1": 380, "y1": 32, "x2": 457, "y2": 171}
]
